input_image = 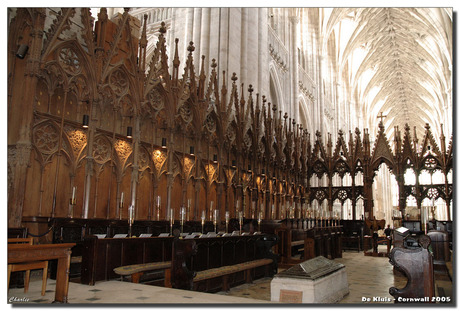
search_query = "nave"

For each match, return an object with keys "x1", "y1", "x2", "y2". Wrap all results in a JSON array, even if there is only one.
[{"x1": 7, "y1": 247, "x2": 453, "y2": 305}]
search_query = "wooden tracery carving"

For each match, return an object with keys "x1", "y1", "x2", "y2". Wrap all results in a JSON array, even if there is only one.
[{"x1": 7, "y1": 8, "x2": 453, "y2": 225}]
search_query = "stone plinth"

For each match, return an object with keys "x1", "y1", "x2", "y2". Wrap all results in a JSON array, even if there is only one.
[{"x1": 270, "y1": 256, "x2": 349, "y2": 303}]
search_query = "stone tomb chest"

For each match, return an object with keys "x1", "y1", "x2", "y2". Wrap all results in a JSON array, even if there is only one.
[{"x1": 270, "y1": 256, "x2": 349, "y2": 303}]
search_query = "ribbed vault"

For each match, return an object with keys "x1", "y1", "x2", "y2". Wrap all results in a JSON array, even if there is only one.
[{"x1": 319, "y1": 8, "x2": 452, "y2": 141}]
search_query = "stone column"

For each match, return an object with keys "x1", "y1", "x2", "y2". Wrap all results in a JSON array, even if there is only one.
[
  {"x1": 227, "y1": 8, "x2": 242, "y2": 85},
  {"x1": 209, "y1": 8, "x2": 221, "y2": 65},
  {"x1": 247, "y1": 8, "x2": 259, "y2": 91},
  {"x1": 239, "y1": 8, "x2": 248, "y2": 87},
  {"x1": 218, "y1": 8, "x2": 229, "y2": 75},
  {"x1": 290, "y1": 15, "x2": 300, "y2": 122},
  {"x1": 258, "y1": 8, "x2": 269, "y2": 98},
  {"x1": 199, "y1": 8, "x2": 211, "y2": 76},
  {"x1": 167, "y1": 9, "x2": 176, "y2": 66},
  {"x1": 192, "y1": 8, "x2": 202, "y2": 52},
  {"x1": 184, "y1": 8, "x2": 194, "y2": 62}
]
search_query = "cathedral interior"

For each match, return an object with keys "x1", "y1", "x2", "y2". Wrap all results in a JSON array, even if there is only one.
[{"x1": 7, "y1": 7, "x2": 453, "y2": 305}]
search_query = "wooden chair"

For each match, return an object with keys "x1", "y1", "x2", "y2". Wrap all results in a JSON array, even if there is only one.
[{"x1": 8, "y1": 238, "x2": 48, "y2": 296}]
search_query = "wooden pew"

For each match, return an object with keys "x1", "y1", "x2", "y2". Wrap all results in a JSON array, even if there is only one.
[
  {"x1": 427, "y1": 230, "x2": 451, "y2": 280},
  {"x1": 81, "y1": 235, "x2": 173, "y2": 285},
  {"x1": 340, "y1": 220, "x2": 364, "y2": 252},
  {"x1": 113, "y1": 261, "x2": 172, "y2": 286},
  {"x1": 306, "y1": 226, "x2": 342, "y2": 259},
  {"x1": 7, "y1": 227, "x2": 29, "y2": 289},
  {"x1": 389, "y1": 235, "x2": 434, "y2": 302},
  {"x1": 81, "y1": 232, "x2": 276, "y2": 289},
  {"x1": 49, "y1": 217, "x2": 224, "y2": 280},
  {"x1": 171, "y1": 233, "x2": 278, "y2": 293}
]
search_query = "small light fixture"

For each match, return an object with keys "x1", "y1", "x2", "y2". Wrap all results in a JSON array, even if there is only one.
[
  {"x1": 127, "y1": 126, "x2": 133, "y2": 138},
  {"x1": 190, "y1": 146, "x2": 194, "y2": 155},
  {"x1": 161, "y1": 138, "x2": 167, "y2": 148},
  {"x1": 248, "y1": 164, "x2": 252, "y2": 172},
  {"x1": 213, "y1": 154, "x2": 218, "y2": 163},
  {"x1": 232, "y1": 160, "x2": 236, "y2": 168},
  {"x1": 261, "y1": 168, "x2": 265, "y2": 176},
  {"x1": 82, "y1": 114, "x2": 89, "y2": 128},
  {"x1": 16, "y1": 44, "x2": 29, "y2": 59}
]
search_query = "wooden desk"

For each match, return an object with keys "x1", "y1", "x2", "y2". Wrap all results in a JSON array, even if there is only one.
[{"x1": 8, "y1": 243, "x2": 75, "y2": 303}]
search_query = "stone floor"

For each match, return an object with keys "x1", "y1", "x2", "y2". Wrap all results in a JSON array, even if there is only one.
[
  {"x1": 216, "y1": 247, "x2": 453, "y2": 305},
  {"x1": 7, "y1": 247, "x2": 453, "y2": 305}
]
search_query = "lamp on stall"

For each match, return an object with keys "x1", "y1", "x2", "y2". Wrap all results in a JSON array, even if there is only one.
[
  {"x1": 127, "y1": 126, "x2": 133, "y2": 138},
  {"x1": 248, "y1": 164, "x2": 252, "y2": 173},
  {"x1": 231, "y1": 160, "x2": 236, "y2": 168},
  {"x1": 190, "y1": 146, "x2": 194, "y2": 155},
  {"x1": 213, "y1": 154, "x2": 218, "y2": 163},
  {"x1": 16, "y1": 44, "x2": 29, "y2": 59},
  {"x1": 82, "y1": 114, "x2": 89, "y2": 128},
  {"x1": 161, "y1": 138, "x2": 167, "y2": 148}
]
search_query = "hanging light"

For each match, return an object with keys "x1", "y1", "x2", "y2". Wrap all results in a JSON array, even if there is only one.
[
  {"x1": 161, "y1": 138, "x2": 167, "y2": 148},
  {"x1": 127, "y1": 126, "x2": 133, "y2": 138},
  {"x1": 213, "y1": 154, "x2": 218, "y2": 163},
  {"x1": 82, "y1": 114, "x2": 89, "y2": 128},
  {"x1": 190, "y1": 146, "x2": 194, "y2": 155},
  {"x1": 16, "y1": 44, "x2": 28, "y2": 59}
]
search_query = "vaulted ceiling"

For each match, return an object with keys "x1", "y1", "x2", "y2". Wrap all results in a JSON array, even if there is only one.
[{"x1": 320, "y1": 8, "x2": 452, "y2": 141}]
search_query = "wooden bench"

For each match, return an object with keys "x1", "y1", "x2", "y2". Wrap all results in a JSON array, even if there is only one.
[
  {"x1": 114, "y1": 261, "x2": 172, "y2": 287},
  {"x1": 170, "y1": 233, "x2": 278, "y2": 292},
  {"x1": 389, "y1": 235, "x2": 434, "y2": 302},
  {"x1": 341, "y1": 236, "x2": 361, "y2": 252},
  {"x1": 193, "y1": 258, "x2": 273, "y2": 292}
]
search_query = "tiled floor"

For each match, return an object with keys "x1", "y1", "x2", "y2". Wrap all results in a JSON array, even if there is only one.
[
  {"x1": 7, "y1": 248, "x2": 453, "y2": 305},
  {"x1": 215, "y1": 251, "x2": 407, "y2": 304},
  {"x1": 6, "y1": 279, "x2": 271, "y2": 304}
]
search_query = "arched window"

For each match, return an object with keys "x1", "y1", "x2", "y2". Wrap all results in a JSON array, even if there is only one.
[{"x1": 404, "y1": 168, "x2": 416, "y2": 185}]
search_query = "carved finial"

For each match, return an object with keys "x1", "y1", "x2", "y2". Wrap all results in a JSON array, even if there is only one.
[
  {"x1": 173, "y1": 38, "x2": 180, "y2": 68},
  {"x1": 199, "y1": 55, "x2": 206, "y2": 79},
  {"x1": 248, "y1": 84, "x2": 254, "y2": 94},
  {"x1": 98, "y1": 8, "x2": 108, "y2": 21},
  {"x1": 262, "y1": 95, "x2": 266, "y2": 103},
  {"x1": 187, "y1": 41, "x2": 195, "y2": 54},
  {"x1": 292, "y1": 119, "x2": 296, "y2": 126},
  {"x1": 231, "y1": 72, "x2": 238, "y2": 83},
  {"x1": 159, "y1": 21, "x2": 167, "y2": 34},
  {"x1": 284, "y1": 112, "x2": 288, "y2": 120},
  {"x1": 211, "y1": 58, "x2": 217, "y2": 69}
]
